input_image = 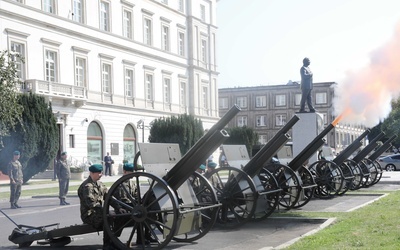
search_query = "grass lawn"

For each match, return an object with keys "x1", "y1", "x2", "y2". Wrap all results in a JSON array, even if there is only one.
[{"x1": 282, "y1": 190, "x2": 400, "y2": 249}]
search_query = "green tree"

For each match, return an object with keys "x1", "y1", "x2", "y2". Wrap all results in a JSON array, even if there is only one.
[
  {"x1": 381, "y1": 98, "x2": 400, "y2": 145},
  {"x1": 0, "y1": 50, "x2": 24, "y2": 145},
  {"x1": 224, "y1": 126, "x2": 259, "y2": 156},
  {"x1": 0, "y1": 93, "x2": 59, "y2": 182},
  {"x1": 149, "y1": 114, "x2": 204, "y2": 154}
]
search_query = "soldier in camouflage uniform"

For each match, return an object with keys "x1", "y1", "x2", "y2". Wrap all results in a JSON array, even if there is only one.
[
  {"x1": 8, "y1": 151, "x2": 23, "y2": 209},
  {"x1": 55, "y1": 151, "x2": 71, "y2": 205},
  {"x1": 78, "y1": 164, "x2": 122, "y2": 250}
]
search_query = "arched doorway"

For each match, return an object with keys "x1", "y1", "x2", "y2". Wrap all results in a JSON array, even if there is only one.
[
  {"x1": 123, "y1": 124, "x2": 137, "y2": 163},
  {"x1": 87, "y1": 122, "x2": 103, "y2": 164}
]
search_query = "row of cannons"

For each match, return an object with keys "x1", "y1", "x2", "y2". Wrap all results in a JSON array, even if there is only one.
[{"x1": 8, "y1": 105, "x2": 396, "y2": 249}]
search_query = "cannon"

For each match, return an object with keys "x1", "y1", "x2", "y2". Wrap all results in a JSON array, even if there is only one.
[
  {"x1": 209, "y1": 115, "x2": 299, "y2": 227},
  {"x1": 368, "y1": 134, "x2": 397, "y2": 183},
  {"x1": 308, "y1": 129, "x2": 370, "y2": 197},
  {"x1": 8, "y1": 105, "x2": 240, "y2": 249}
]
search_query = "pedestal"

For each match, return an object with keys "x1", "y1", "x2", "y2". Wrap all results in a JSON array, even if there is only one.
[{"x1": 292, "y1": 112, "x2": 324, "y2": 164}]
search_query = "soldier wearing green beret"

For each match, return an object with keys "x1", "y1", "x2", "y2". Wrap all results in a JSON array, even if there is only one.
[
  {"x1": 55, "y1": 151, "x2": 71, "y2": 205},
  {"x1": 8, "y1": 151, "x2": 23, "y2": 209},
  {"x1": 78, "y1": 164, "x2": 123, "y2": 249}
]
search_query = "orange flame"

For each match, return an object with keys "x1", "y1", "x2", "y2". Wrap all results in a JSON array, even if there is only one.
[{"x1": 332, "y1": 108, "x2": 351, "y2": 126}]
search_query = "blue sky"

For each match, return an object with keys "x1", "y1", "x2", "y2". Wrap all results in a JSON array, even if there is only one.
[{"x1": 216, "y1": 0, "x2": 400, "y2": 89}]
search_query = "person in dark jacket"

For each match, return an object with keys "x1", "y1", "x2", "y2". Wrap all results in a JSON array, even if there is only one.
[
  {"x1": 299, "y1": 57, "x2": 316, "y2": 113},
  {"x1": 8, "y1": 151, "x2": 23, "y2": 209},
  {"x1": 55, "y1": 151, "x2": 71, "y2": 205}
]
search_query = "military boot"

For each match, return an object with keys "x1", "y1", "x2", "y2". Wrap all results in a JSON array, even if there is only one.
[
  {"x1": 60, "y1": 199, "x2": 66, "y2": 205},
  {"x1": 10, "y1": 203, "x2": 17, "y2": 209},
  {"x1": 14, "y1": 203, "x2": 21, "y2": 208},
  {"x1": 63, "y1": 199, "x2": 70, "y2": 205}
]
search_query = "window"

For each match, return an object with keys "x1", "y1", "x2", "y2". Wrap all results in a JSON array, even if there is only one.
[
  {"x1": 322, "y1": 113, "x2": 328, "y2": 124},
  {"x1": 202, "y1": 86, "x2": 208, "y2": 110},
  {"x1": 180, "y1": 81, "x2": 186, "y2": 107},
  {"x1": 43, "y1": 0, "x2": 55, "y2": 13},
  {"x1": 45, "y1": 50, "x2": 58, "y2": 82},
  {"x1": 255, "y1": 96, "x2": 266, "y2": 108},
  {"x1": 145, "y1": 73, "x2": 153, "y2": 100},
  {"x1": 275, "y1": 94, "x2": 286, "y2": 107},
  {"x1": 237, "y1": 116, "x2": 247, "y2": 127},
  {"x1": 161, "y1": 25, "x2": 170, "y2": 51},
  {"x1": 178, "y1": 0, "x2": 184, "y2": 12},
  {"x1": 316, "y1": 92, "x2": 327, "y2": 104},
  {"x1": 72, "y1": 0, "x2": 84, "y2": 23},
  {"x1": 10, "y1": 42, "x2": 26, "y2": 79},
  {"x1": 125, "y1": 69, "x2": 134, "y2": 97},
  {"x1": 256, "y1": 115, "x2": 266, "y2": 127},
  {"x1": 295, "y1": 93, "x2": 302, "y2": 106},
  {"x1": 163, "y1": 78, "x2": 171, "y2": 103},
  {"x1": 100, "y1": 1, "x2": 110, "y2": 31},
  {"x1": 219, "y1": 97, "x2": 228, "y2": 109},
  {"x1": 236, "y1": 97, "x2": 247, "y2": 108},
  {"x1": 69, "y1": 134, "x2": 75, "y2": 148},
  {"x1": 200, "y1": 4, "x2": 205, "y2": 21},
  {"x1": 144, "y1": 18, "x2": 152, "y2": 45},
  {"x1": 178, "y1": 32, "x2": 185, "y2": 56},
  {"x1": 75, "y1": 57, "x2": 86, "y2": 87},
  {"x1": 123, "y1": 9, "x2": 133, "y2": 39},
  {"x1": 201, "y1": 39, "x2": 207, "y2": 63},
  {"x1": 259, "y1": 135, "x2": 268, "y2": 145},
  {"x1": 102, "y1": 63, "x2": 112, "y2": 93},
  {"x1": 276, "y1": 114, "x2": 287, "y2": 126}
]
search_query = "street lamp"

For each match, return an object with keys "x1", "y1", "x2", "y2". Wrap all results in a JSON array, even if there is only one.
[{"x1": 137, "y1": 119, "x2": 145, "y2": 143}]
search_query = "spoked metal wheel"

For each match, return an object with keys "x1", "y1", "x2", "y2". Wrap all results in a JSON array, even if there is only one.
[
  {"x1": 264, "y1": 163, "x2": 301, "y2": 209},
  {"x1": 173, "y1": 172, "x2": 218, "y2": 242},
  {"x1": 361, "y1": 159, "x2": 379, "y2": 187},
  {"x1": 337, "y1": 162, "x2": 355, "y2": 196},
  {"x1": 309, "y1": 160, "x2": 344, "y2": 199},
  {"x1": 206, "y1": 166, "x2": 257, "y2": 228},
  {"x1": 104, "y1": 172, "x2": 179, "y2": 249},
  {"x1": 345, "y1": 160, "x2": 363, "y2": 190},
  {"x1": 254, "y1": 168, "x2": 281, "y2": 221},
  {"x1": 291, "y1": 166, "x2": 316, "y2": 209},
  {"x1": 371, "y1": 160, "x2": 383, "y2": 184},
  {"x1": 358, "y1": 160, "x2": 371, "y2": 187}
]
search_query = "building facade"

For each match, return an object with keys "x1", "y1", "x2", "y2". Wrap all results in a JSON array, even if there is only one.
[
  {"x1": 218, "y1": 82, "x2": 366, "y2": 153},
  {"x1": 1, "y1": 0, "x2": 219, "y2": 166}
]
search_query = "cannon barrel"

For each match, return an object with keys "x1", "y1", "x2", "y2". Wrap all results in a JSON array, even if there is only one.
[
  {"x1": 242, "y1": 115, "x2": 299, "y2": 177},
  {"x1": 164, "y1": 105, "x2": 241, "y2": 190},
  {"x1": 352, "y1": 132, "x2": 385, "y2": 163},
  {"x1": 288, "y1": 123, "x2": 335, "y2": 171},
  {"x1": 368, "y1": 135, "x2": 397, "y2": 162},
  {"x1": 332, "y1": 129, "x2": 370, "y2": 165}
]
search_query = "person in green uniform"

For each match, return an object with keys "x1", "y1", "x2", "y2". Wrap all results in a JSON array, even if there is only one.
[
  {"x1": 55, "y1": 151, "x2": 71, "y2": 205},
  {"x1": 78, "y1": 164, "x2": 123, "y2": 250},
  {"x1": 8, "y1": 151, "x2": 23, "y2": 209}
]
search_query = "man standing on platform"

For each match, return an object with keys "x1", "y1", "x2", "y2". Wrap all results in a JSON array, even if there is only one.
[
  {"x1": 299, "y1": 57, "x2": 316, "y2": 113},
  {"x1": 56, "y1": 151, "x2": 71, "y2": 205}
]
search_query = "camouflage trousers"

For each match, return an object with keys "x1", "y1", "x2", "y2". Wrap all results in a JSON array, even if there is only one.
[{"x1": 10, "y1": 182, "x2": 22, "y2": 204}]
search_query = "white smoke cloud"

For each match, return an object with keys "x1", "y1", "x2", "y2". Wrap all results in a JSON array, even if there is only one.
[{"x1": 333, "y1": 22, "x2": 400, "y2": 127}]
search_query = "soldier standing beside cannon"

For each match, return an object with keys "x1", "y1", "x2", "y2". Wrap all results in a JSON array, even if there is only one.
[
  {"x1": 299, "y1": 57, "x2": 316, "y2": 113},
  {"x1": 8, "y1": 150, "x2": 23, "y2": 209},
  {"x1": 55, "y1": 151, "x2": 71, "y2": 205}
]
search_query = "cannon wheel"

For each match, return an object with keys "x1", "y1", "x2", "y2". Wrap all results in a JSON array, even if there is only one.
[
  {"x1": 172, "y1": 172, "x2": 218, "y2": 242},
  {"x1": 371, "y1": 160, "x2": 383, "y2": 185},
  {"x1": 103, "y1": 172, "x2": 179, "y2": 249},
  {"x1": 309, "y1": 161, "x2": 344, "y2": 199},
  {"x1": 291, "y1": 166, "x2": 316, "y2": 209},
  {"x1": 336, "y1": 162, "x2": 355, "y2": 196},
  {"x1": 254, "y1": 168, "x2": 280, "y2": 221},
  {"x1": 361, "y1": 159, "x2": 379, "y2": 187},
  {"x1": 345, "y1": 160, "x2": 363, "y2": 190},
  {"x1": 206, "y1": 166, "x2": 257, "y2": 228},
  {"x1": 264, "y1": 163, "x2": 301, "y2": 209}
]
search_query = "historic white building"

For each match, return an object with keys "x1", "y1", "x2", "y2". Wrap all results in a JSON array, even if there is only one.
[{"x1": 1, "y1": 0, "x2": 219, "y2": 166}]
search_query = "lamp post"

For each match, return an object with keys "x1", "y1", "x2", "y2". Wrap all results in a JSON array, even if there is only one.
[{"x1": 137, "y1": 119, "x2": 145, "y2": 143}]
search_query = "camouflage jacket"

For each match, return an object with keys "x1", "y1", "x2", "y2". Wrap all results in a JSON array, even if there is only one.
[
  {"x1": 78, "y1": 176, "x2": 108, "y2": 221},
  {"x1": 56, "y1": 159, "x2": 71, "y2": 179},
  {"x1": 115, "y1": 179, "x2": 136, "y2": 205},
  {"x1": 8, "y1": 160, "x2": 23, "y2": 183}
]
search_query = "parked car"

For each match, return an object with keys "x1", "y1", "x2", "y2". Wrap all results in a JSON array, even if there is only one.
[{"x1": 378, "y1": 154, "x2": 400, "y2": 171}]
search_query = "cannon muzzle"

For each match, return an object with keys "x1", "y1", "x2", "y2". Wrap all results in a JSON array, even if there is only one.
[
  {"x1": 164, "y1": 105, "x2": 240, "y2": 190},
  {"x1": 368, "y1": 135, "x2": 397, "y2": 162},
  {"x1": 242, "y1": 115, "x2": 299, "y2": 177},
  {"x1": 332, "y1": 129, "x2": 370, "y2": 165}
]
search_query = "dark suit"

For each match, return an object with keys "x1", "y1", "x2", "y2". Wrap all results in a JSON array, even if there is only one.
[{"x1": 300, "y1": 65, "x2": 315, "y2": 112}]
